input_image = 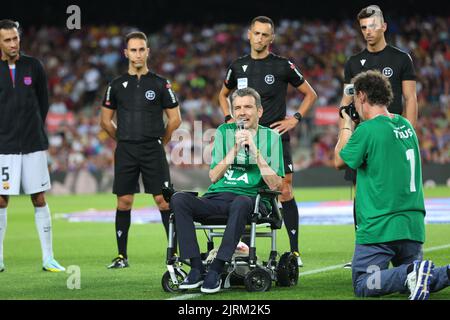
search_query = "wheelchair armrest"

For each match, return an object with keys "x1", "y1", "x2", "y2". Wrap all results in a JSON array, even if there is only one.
[
  {"x1": 252, "y1": 189, "x2": 283, "y2": 228},
  {"x1": 181, "y1": 191, "x2": 199, "y2": 197},
  {"x1": 162, "y1": 186, "x2": 176, "y2": 202},
  {"x1": 258, "y1": 189, "x2": 281, "y2": 198},
  {"x1": 162, "y1": 185, "x2": 199, "y2": 202}
]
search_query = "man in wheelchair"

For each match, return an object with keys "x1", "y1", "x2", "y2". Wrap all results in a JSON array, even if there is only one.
[{"x1": 170, "y1": 87, "x2": 285, "y2": 293}]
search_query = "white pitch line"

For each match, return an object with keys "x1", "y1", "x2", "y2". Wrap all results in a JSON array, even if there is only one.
[
  {"x1": 165, "y1": 243, "x2": 450, "y2": 300},
  {"x1": 424, "y1": 243, "x2": 450, "y2": 253},
  {"x1": 299, "y1": 264, "x2": 344, "y2": 276},
  {"x1": 166, "y1": 293, "x2": 203, "y2": 300}
]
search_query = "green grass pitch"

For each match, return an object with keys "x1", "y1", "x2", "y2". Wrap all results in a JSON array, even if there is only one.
[{"x1": 0, "y1": 186, "x2": 449, "y2": 300}]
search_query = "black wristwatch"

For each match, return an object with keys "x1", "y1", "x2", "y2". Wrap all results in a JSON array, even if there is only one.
[
  {"x1": 224, "y1": 114, "x2": 233, "y2": 123},
  {"x1": 293, "y1": 112, "x2": 303, "y2": 123}
]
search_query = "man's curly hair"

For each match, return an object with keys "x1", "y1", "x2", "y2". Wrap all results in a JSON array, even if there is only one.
[{"x1": 352, "y1": 70, "x2": 394, "y2": 107}]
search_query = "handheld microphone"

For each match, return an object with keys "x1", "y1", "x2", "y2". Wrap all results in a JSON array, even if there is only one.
[{"x1": 236, "y1": 119, "x2": 249, "y2": 156}]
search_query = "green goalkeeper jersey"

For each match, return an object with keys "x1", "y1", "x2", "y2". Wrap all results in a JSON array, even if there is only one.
[
  {"x1": 340, "y1": 114, "x2": 425, "y2": 245},
  {"x1": 205, "y1": 123, "x2": 284, "y2": 208}
]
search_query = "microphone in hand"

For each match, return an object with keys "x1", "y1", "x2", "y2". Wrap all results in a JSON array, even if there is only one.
[{"x1": 236, "y1": 119, "x2": 249, "y2": 156}]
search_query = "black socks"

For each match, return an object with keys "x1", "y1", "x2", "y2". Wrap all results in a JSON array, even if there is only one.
[
  {"x1": 190, "y1": 257, "x2": 224, "y2": 274},
  {"x1": 281, "y1": 198, "x2": 299, "y2": 253},
  {"x1": 115, "y1": 209, "x2": 131, "y2": 258},
  {"x1": 210, "y1": 258, "x2": 225, "y2": 274},
  {"x1": 190, "y1": 257, "x2": 204, "y2": 272}
]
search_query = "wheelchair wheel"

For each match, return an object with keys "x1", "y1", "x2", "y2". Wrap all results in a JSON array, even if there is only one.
[
  {"x1": 244, "y1": 268, "x2": 272, "y2": 292},
  {"x1": 161, "y1": 269, "x2": 188, "y2": 293},
  {"x1": 276, "y1": 252, "x2": 299, "y2": 287}
]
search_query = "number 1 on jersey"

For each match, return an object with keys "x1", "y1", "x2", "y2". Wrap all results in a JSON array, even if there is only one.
[{"x1": 406, "y1": 149, "x2": 416, "y2": 192}]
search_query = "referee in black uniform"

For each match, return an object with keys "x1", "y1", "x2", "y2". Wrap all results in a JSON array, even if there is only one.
[
  {"x1": 218, "y1": 16, "x2": 317, "y2": 266},
  {"x1": 339, "y1": 5, "x2": 418, "y2": 268},
  {"x1": 101, "y1": 31, "x2": 181, "y2": 268},
  {"x1": 341, "y1": 5, "x2": 417, "y2": 125}
]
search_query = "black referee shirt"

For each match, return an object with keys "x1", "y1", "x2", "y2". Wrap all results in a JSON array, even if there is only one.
[
  {"x1": 224, "y1": 53, "x2": 305, "y2": 127},
  {"x1": 344, "y1": 45, "x2": 416, "y2": 115},
  {"x1": 102, "y1": 72, "x2": 178, "y2": 142}
]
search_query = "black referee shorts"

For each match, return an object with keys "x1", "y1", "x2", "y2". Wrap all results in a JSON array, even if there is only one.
[
  {"x1": 113, "y1": 139, "x2": 170, "y2": 196},
  {"x1": 282, "y1": 137, "x2": 294, "y2": 175}
]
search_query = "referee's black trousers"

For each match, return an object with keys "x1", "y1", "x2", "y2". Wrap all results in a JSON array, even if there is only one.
[{"x1": 171, "y1": 192, "x2": 262, "y2": 262}]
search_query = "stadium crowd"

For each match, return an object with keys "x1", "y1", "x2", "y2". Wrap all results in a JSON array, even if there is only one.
[{"x1": 19, "y1": 16, "x2": 450, "y2": 175}]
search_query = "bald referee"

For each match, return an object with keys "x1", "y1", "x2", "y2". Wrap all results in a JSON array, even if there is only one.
[{"x1": 101, "y1": 31, "x2": 181, "y2": 268}]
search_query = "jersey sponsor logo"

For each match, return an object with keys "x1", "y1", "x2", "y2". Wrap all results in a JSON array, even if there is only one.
[
  {"x1": 264, "y1": 74, "x2": 275, "y2": 85},
  {"x1": 145, "y1": 90, "x2": 156, "y2": 101},
  {"x1": 360, "y1": 59, "x2": 366, "y2": 66},
  {"x1": 242, "y1": 65, "x2": 248, "y2": 72},
  {"x1": 382, "y1": 67, "x2": 393, "y2": 78},
  {"x1": 224, "y1": 169, "x2": 249, "y2": 184},
  {"x1": 393, "y1": 125, "x2": 414, "y2": 139},
  {"x1": 2, "y1": 182, "x2": 9, "y2": 190},
  {"x1": 122, "y1": 81, "x2": 128, "y2": 88},
  {"x1": 24, "y1": 76, "x2": 32, "y2": 86},
  {"x1": 237, "y1": 78, "x2": 248, "y2": 89}
]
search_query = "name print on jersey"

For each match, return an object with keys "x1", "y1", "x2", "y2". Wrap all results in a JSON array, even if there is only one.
[{"x1": 393, "y1": 125, "x2": 413, "y2": 139}]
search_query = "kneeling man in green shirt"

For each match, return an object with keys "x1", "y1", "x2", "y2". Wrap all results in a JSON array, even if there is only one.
[{"x1": 335, "y1": 70, "x2": 450, "y2": 300}]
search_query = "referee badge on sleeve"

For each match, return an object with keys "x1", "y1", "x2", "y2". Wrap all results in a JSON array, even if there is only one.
[
  {"x1": 237, "y1": 78, "x2": 248, "y2": 89},
  {"x1": 105, "y1": 86, "x2": 112, "y2": 105}
]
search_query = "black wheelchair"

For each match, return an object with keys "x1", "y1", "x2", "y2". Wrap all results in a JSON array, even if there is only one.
[{"x1": 161, "y1": 185, "x2": 299, "y2": 293}]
